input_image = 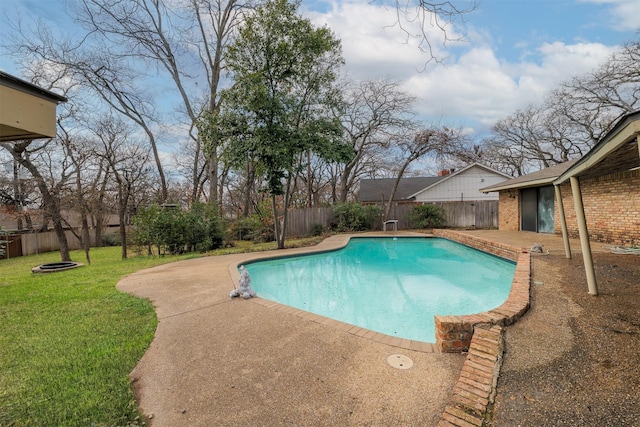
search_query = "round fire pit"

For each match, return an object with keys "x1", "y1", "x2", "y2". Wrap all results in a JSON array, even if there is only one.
[{"x1": 32, "y1": 261, "x2": 83, "y2": 273}]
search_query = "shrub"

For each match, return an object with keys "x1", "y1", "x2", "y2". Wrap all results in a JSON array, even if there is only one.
[
  {"x1": 407, "y1": 204, "x2": 447, "y2": 229},
  {"x1": 228, "y1": 216, "x2": 263, "y2": 241},
  {"x1": 184, "y1": 202, "x2": 225, "y2": 252},
  {"x1": 311, "y1": 223, "x2": 324, "y2": 236},
  {"x1": 131, "y1": 202, "x2": 225, "y2": 255},
  {"x1": 101, "y1": 233, "x2": 121, "y2": 247},
  {"x1": 332, "y1": 202, "x2": 380, "y2": 232}
]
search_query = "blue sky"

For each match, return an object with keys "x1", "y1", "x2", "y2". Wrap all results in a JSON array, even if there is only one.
[{"x1": 1, "y1": 0, "x2": 638, "y2": 137}]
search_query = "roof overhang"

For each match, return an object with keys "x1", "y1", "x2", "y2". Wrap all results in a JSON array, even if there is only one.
[
  {"x1": 554, "y1": 111, "x2": 640, "y2": 185},
  {"x1": 481, "y1": 177, "x2": 556, "y2": 193},
  {"x1": 480, "y1": 160, "x2": 577, "y2": 193},
  {"x1": 0, "y1": 71, "x2": 67, "y2": 142}
]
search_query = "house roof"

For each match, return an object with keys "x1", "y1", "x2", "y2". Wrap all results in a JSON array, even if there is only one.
[
  {"x1": 359, "y1": 163, "x2": 510, "y2": 202},
  {"x1": 0, "y1": 71, "x2": 67, "y2": 104},
  {"x1": 408, "y1": 163, "x2": 511, "y2": 198},
  {"x1": 555, "y1": 110, "x2": 640, "y2": 184},
  {"x1": 0, "y1": 71, "x2": 67, "y2": 142},
  {"x1": 480, "y1": 160, "x2": 578, "y2": 192},
  {"x1": 359, "y1": 176, "x2": 446, "y2": 202}
]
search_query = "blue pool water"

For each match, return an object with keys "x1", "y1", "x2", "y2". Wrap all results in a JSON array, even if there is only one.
[{"x1": 244, "y1": 237, "x2": 516, "y2": 342}]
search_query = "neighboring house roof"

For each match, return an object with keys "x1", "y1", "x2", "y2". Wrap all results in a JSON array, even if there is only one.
[
  {"x1": 407, "y1": 163, "x2": 511, "y2": 199},
  {"x1": 479, "y1": 160, "x2": 579, "y2": 192},
  {"x1": 359, "y1": 176, "x2": 445, "y2": 203},
  {"x1": 359, "y1": 163, "x2": 510, "y2": 202}
]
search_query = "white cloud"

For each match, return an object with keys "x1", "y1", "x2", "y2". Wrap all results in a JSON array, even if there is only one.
[
  {"x1": 306, "y1": 0, "x2": 622, "y2": 132},
  {"x1": 580, "y1": 0, "x2": 640, "y2": 31},
  {"x1": 305, "y1": 0, "x2": 458, "y2": 80},
  {"x1": 405, "y1": 41, "x2": 616, "y2": 128}
]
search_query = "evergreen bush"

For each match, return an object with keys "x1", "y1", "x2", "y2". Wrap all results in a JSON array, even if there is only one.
[
  {"x1": 407, "y1": 204, "x2": 447, "y2": 229},
  {"x1": 331, "y1": 202, "x2": 380, "y2": 232}
]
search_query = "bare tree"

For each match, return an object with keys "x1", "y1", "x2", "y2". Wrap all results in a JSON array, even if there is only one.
[
  {"x1": 75, "y1": 0, "x2": 256, "y2": 205},
  {"x1": 549, "y1": 38, "x2": 640, "y2": 145},
  {"x1": 1, "y1": 138, "x2": 75, "y2": 261},
  {"x1": 92, "y1": 117, "x2": 152, "y2": 259},
  {"x1": 0, "y1": 67, "x2": 77, "y2": 261},
  {"x1": 5, "y1": 0, "x2": 257, "y2": 207},
  {"x1": 481, "y1": 38, "x2": 640, "y2": 175},
  {"x1": 335, "y1": 78, "x2": 418, "y2": 202},
  {"x1": 383, "y1": 126, "x2": 461, "y2": 219},
  {"x1": 57, "y1": 122, "x2": 95, "y2": 264},
  {"x1": 387, "y1": 0, "x2": 477, "y2": 63}
]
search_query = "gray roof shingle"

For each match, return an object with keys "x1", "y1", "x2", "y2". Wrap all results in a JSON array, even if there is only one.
[
  {"x1": 359, "y1": 176, "x2": 446, "y2": 202},
  {"x1": 480, "y1": 160, "x2": 578, "y2": 192}
]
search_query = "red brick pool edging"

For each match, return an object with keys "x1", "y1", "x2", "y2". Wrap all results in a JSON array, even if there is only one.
[
  {"x1": 432, "y1": 230, "x2": 531, "y2": 427},
  {"x1": 439, "y1": 324, "x2": 505, "y2": 427},
  {"x1": 433, "y1": 229, "x2": 531, "y2": 354}
]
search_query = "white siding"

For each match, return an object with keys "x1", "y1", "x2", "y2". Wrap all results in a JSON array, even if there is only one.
[{"x1": 413, "y1": 165, "x2": 507, "y2": 202}]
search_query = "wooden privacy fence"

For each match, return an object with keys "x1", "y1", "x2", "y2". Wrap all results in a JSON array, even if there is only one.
[
  {"x1": 1, "y1": 228, "x2": 121, "y2": 258},
  {"x1": 2, "y1": 201, "x2": 497, "y2": 257},
  {"x1": 286, "y1": 201, "x2": 498, "y2": 237},
  {"x1": 285, "y1": 207, "x2": 334, "y2": 237}
]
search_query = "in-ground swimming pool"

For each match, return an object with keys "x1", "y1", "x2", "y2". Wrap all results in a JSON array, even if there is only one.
[{"x1": 244, "y1": 237, "x2": 516, "y2": 342}]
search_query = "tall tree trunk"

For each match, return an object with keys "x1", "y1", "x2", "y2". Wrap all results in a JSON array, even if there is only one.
[
  {"x1": 12, "y1": 148, "x2": 71, "y2": 261},
  {"x1": 243, "y1": 162, "x2": 256, "y2": 216},
  {"x1": 384, "y1": 158, "x2": 414, "y2": 221},
  {"x1": 117, "y1": 186, "x2": 128, "y2": 259},
  {"x1": 12, "y1": 158, "x2": 23, "y2": 231},
  {"x1": 76, "y1": 166, "x2": 92, "y2": 264},
  {"x1": 271, "y1": 194, "x2": 283, "y2": 249},
  {"x1": 307, "y1": 150, "x2": 312, "y2": 207}
]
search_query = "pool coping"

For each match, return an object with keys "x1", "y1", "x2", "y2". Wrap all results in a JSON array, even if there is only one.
[
  {"x1": 433, "y1": 230, "x2": 531, "y2": 353},
  {"x1": 229, "y1": 230, "x2": 531, "y2": 355}
]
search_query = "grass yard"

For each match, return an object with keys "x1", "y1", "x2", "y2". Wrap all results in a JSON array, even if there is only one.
[
  {"x1": 0, "y1": 237, "x2": 325, "y2": 426},
  {"x1": 0, "y1": 247, "x2": 198, "y2": 426}
]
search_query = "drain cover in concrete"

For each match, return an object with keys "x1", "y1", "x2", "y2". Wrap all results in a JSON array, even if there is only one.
[{"x1": 387, "y1": 354, "x2": 413, "y2": 369}]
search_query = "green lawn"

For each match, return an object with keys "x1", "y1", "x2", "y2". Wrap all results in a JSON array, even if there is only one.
[
  {"x1": 0, "y1": 248, "x2": 199, "y2": 426},
  {"x1": 0, "y1": 237, "x2": 325, "y2": 426}
]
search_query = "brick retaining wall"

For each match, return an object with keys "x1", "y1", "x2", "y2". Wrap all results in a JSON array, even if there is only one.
[{"x1": 438, "y1": 324, "x2": 505, "y2": 427}]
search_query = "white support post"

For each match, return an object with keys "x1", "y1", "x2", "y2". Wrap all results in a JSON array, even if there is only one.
[
  {"x1": 570, "y1": 176, "x2": 598, "y2": 295},
  {"x1": 554, "y1": 185, "x2": 571, "y2": 259}
]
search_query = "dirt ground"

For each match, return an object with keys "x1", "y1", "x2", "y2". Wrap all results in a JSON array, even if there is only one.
[{"x1": 490, "y1": 251, "x2": 640, "y2": 426}]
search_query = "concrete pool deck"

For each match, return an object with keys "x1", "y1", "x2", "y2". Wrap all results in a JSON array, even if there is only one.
[
  {"x1": 117, "y1": 230, "x2": 600, "y2": 426},
  {"x1": 117, "y1": 232, "x2": 463, "y2": 426}
]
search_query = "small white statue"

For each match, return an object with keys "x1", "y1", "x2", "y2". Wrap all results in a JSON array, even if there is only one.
[
  {"x1": 530, "y1": 243, "x2": 544, "y2": 253},
  {"x1": 230, "y1": 266, "x2": 257, "y2": 299}
]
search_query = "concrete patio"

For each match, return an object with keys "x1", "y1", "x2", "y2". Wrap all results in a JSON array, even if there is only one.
[{"x1": 117, "y1": 230, "x2": 638, "y2": 426}]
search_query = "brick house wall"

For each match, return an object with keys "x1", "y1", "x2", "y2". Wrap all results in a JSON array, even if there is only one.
[
  {"x1": 498, "y1": 189, "x2": 520, "y2": 231},
  {"x1": 498, "y1": 169, "x2": 639, "y2": 245},
  {"x1": 557, "y1": 169, "x2": 640, "y2": 246}
]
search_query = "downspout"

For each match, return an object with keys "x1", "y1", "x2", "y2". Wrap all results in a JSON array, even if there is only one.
[
  {"x1": 554, "y1": 184, "x2": 571, "y2": 259},
  {"x1": 569, "y1": 176, "x2": 598, "y2": 295}
]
